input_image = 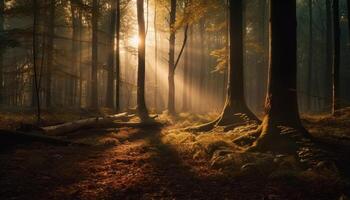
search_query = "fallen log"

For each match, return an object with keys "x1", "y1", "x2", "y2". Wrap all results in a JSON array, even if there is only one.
[{"x1": 42, "y1": 112, "x2": 128, "y2": 135}]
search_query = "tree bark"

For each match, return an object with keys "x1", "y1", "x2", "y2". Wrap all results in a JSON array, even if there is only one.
[
  {"x1": 136, "y1": 0, "x2": 150, "y2": 120},
  {"x1": 45, "y1": 0, "x2": 55, "y2": 108},
  {"x1": 251, "y1": 0, "x2": 309, "y2": 152},
  {"x1": 348, "y1": 0, "x2": 350, "y2": 38},
  {"x1": 325, "y1": 0, "x2": 332, "y2": 113},
  {"x1": 217, "y1": 0, "x2": 258, "y2": 126},
  {"x1": 154, "y1": 0, "x2": 158, "y2": 111},
  {"x1": 307, "y1": 0, "x2": 313, "y2": 111},
  {"x1": 71, "y1": 1, "x2": 79, "y2": 106},
  {"x1": 32, "y1": 0, "x2": 41, "y2": 123},
  {"x1": 332, "y1": 0, "x2": 341, "y2": 114},
  {"x1": 168, "y1": 0, "x2": 177, "y2": 115},
  {"x1": 106, "y1": 0, "x2": 116, "y2": 109},
  {"x1": 91, "y1": 0, "x2": 99, "y2": 109},
  {"x1": 0, "y1": 0, "x2": 4, "y2": 105},
  {"x1": 182, "y1": 27, "x2": 189, "y2": 111},
  {"x1": 115, "y1": 0, "x2": 121, "y2": 112}
]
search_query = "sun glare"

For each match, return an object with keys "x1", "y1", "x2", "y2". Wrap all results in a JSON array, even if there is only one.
[{"x1": 130, "y1": 35, "x2": 140, "y2": 47}]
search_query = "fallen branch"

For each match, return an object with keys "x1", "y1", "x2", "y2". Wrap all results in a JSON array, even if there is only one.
[{"x1": 42, "y1": 112, "x2": 128, "y2": 135}]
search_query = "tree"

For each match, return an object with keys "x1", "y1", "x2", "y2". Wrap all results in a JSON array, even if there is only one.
[
  {"x1": 91, "y1": 0, "x2": 99, "y2": 109},
  {"x1": 106, "y1": 0, "x2": 116, "y2": 109},
  {"x1": 247, "y1": 0, "x2": 310, "y2": 152},
  {"x1": 45, "y1": 0, "x2": 55, "y2": 108},
  {"x1": 325, "y1": 0, "x2": 333, "y2": 113},
  {"x1": 188, "y1": 0, "x2": 258, "y2": 132},
  {"x1": 332, "y1": 0, "x2": 340, "y2": 114},
  {"x1": 32, "y1": 0, "x2": 41, "y2": 123},
  {"x1": 165, "y1": 0, "x2": 190, "y2": 115},
  {"x1": 71, "y1": 0, "x2": 79, "y2": 106},
  {"x1": 307, "y1": 0, "x2": 313, "y2": 111},
  {"x1": 167, "y1": 0, "x2": 177, "y2": 115},
  {"x1": 115, "y1": 0, "x2": 121, "y2": 112},
  {"x1": 348, "y1": 0, "x2": 350, "y2": 37},
  {"x1": 136, "y1": 0, "x2": 150, "y2": 121},
  {"x1": 0, "y1": 0, "x2": 4, "y2": 104}
]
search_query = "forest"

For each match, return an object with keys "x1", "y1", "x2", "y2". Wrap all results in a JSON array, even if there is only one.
[{"x1": 0, "y1": 0, "x2": 350, "y2": 199}]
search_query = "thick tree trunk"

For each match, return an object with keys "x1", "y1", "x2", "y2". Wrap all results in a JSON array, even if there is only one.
[
  {"x1": 217, "y1": 0, "x2": 257, "y2": 125},
  {"x1": 106, "y1": 0, "x2": 116, "y2": 109},
  {"x1": 45, "y1": 0, "x2": 55, "y2": 108},
  {"x1": 115, "y1": 0, "x2": 120, "y2": 112},
  {"x1": 91, "y1": 0, "x2": 99, "y2": 109},
  {"x1": 332, "y1": 0, "x2": 341, "y2": 114},
  {"x1": 136, "y1": 0, "x2": 150, "y2": 120},
  {"x1": 348, "y1": 0, "x2": 350, "y2": 38},
  {"x1": 0, "y1": 0, "x2": 4, "y2": 105},
  {"x1": 168, "y1": 0, "x2": 176, "y2": 115},
  {"x1": 251, "y1": 0, "x2": 309, "y2": 152}
]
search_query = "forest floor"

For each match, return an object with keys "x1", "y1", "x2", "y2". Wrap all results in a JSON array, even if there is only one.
[{"x1": 0, "y1": 109, "x2": 350, "y2": 200}]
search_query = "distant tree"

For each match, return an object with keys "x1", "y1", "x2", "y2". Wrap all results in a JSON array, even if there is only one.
[
  {"x1": 247, "y1": 0, "x2": 310, "y2": 152},
  {"x1": 307, "y1": 0, "x2": 313, "y2": 111},
  {"x1": 167, "y1": 0, "x2": 177, "y2": 115},
  {"x1": 115, "y1": 0, "x2": 121, "y2": 112},
  {"x1": 71, "y1": 0, "x2": 79, "y2": 106},
  {"x1": 45, "y1": 0, "x2": 55, "y2": 108},
  {"x1": 91, "y1": 0, "x2": 99, "y2": 109},
  {"x1": 106, "y1": 0, "x2": 117, "y2": 109},
  {"x1": 136, "y1": 0, "x2": 150, "y2": 120},
  {"x1": 333, "y1": 0, "x2": 340, "y2": 114},
  {"x1": 325, "y1": 0, "x2": 332, "y2": 112},
  {"x1": 32, "y1": 0, "x2": 41, "y2": 123}
]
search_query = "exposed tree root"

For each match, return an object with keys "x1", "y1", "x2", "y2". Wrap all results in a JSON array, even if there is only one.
[
  {"x1": 185, "y1": 111, "x2": 259, "y2": 133},
  {"x1": 112, "y1": 120, "x2": 163, "y2": 128},
  {"x1": 236, "y1": 119, "x2": 339, "y2": 172}
]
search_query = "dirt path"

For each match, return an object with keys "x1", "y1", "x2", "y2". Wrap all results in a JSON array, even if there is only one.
[{"x1": 0, "y1": 126, "x2": 345, "y2": 200}]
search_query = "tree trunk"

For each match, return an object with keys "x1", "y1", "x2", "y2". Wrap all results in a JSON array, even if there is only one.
[
  {"x1": 106, "y1": 0, "x2": 116, "y2": 109},
  {"x1": 332, "y1": 0, "x2": 340, "y2": 114},
  {"x1": 79, "y1": 9, "x2": 83, "y2": 107},
  {"x1": 168, "y1": 0, "x2": 176, "y2": 115},
  {"x1": 71, "y1": 1, "x2": 79, "y2": 106},
  {"x1": 154, "y1": 0, "x2": 158, "y2": 112},
  {"x1": 45, "y1": 0, "x2": 55, "y2": 108},
  {"x1": 307, "y1": 0, "x2": 313, "y2": 112},
  {"x1": 348, "y1": 0, "x2": 350, "y2": 38},
  {"x1": 252, "y1": 0, "x2": 309, "y2": 152},
  {"x1": 32, "y1": 0, "x2": 41, "y2": 123},
  {"x1": 115, "y1": 0, "x2": 120, "y2": 112},
  {"x1": 325, "y1": 0, "x2": 332, "y2": 113},
  {"x1": 91, "y1": 0, "x2": 99, "y2": 109},
  {"x1": 0, "y1": 0, "x2": 4, "y2": 105},
  {"x1": 182, "y1": 27, "x2": 189, "y2": 112},
  {"x1": 217, "y1": 0, "x2": 257, "y2": 126},
  {"x1": 136, "y1": 0, "x2": 150, "y2": 120}
]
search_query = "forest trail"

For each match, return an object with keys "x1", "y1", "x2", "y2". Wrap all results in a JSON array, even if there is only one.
[
  {"x1": 0, "y1": 127, "x2": 264, "y2": 200},
  {"x1": 0, "y1": 124, "x2": 348, "y2": 200}
]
